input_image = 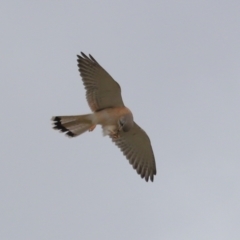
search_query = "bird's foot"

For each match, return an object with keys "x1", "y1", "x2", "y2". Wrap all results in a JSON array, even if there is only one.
[{"x1": 110, "y1": 130, "x2": 120, "y2": 139}]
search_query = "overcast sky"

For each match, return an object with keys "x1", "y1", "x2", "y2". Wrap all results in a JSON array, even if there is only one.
[{"x1": 1, "y1": 1, "x2": 240, "y2": 239}]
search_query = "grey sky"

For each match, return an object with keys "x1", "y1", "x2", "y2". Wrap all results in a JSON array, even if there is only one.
[{"x1": 1, "y1": 1, "x2": 240, "y2": 239}]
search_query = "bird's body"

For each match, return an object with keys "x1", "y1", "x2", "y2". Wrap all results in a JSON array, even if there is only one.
[
  {"x1": 95, "y1": 106, "x2": 132, "y2": 127},
  {"x1": 52, "y1": 52, "x2": 156, "y2": 182},
  {"x1": 95, "y1": 106, "x2": 133, "y2": 136}
]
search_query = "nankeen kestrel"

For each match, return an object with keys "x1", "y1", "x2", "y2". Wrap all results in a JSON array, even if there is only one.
[{"x1": 52, "y1": 52, "x2": 157, "y2": 182}]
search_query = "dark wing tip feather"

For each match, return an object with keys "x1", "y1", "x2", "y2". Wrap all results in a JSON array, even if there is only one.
[
  {"x1": 77, "y1": 52, "x2": 98, "y2": 64},
  {"x1": 89, "y1": 54, "x2": 98, "y2": 63},
  {"x1": 150, "y1": 175, "x2": 154, "y2": 182},
  {"x1": 80, "y1": 52, "x2": 89, "y2": 59},
  {"x1": 77, "y1": 52, "x2": 98, "y2": 71}
]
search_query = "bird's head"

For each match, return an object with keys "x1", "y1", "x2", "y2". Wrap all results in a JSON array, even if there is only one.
[{"x1": 118, "y1": 113, "x2": 134, "y2": 132}]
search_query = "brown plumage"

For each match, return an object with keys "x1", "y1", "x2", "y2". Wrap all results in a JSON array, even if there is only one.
[{"x1": 52, "y1": 52, "x2": 156, "y2": 182}]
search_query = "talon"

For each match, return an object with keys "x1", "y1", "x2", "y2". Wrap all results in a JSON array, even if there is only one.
[
  {"x1": 88, "y1": 125, "x2": 96, "y2": 132},
  {"x1": 111, "y1": 130, "x2": 120, "y2": 139}
]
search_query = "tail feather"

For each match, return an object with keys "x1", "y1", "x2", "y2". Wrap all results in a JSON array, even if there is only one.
[{"x1": 52, "y1": 114, "x2": 94, "y2": 137}]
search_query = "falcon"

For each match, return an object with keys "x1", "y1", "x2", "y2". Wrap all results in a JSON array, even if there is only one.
[{"x1": 51, "y1": 52, "x2": 157, "y2": 181}]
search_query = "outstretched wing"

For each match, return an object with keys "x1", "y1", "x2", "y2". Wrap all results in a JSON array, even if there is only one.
[
  {"x1": 77, "y1": 52, "x2": 124, "y2": 112},
  {"x1": 110, "y1": 122, "x2": 157, "y2": 182}
]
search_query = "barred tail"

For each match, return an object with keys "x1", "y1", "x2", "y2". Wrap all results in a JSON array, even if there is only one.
[{"x1": 51, "y1": 114, "x2": 94, "y2": 137}]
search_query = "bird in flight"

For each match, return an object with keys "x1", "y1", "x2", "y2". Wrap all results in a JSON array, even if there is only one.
[{"x1": 51, "y1": 52, "x2": 156, "y2": 182}]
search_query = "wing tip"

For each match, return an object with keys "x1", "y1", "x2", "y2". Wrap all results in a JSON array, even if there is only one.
[
  {"x1": 80, "y1": 52, "x2": 88, "y2": 58},
  {"x1": 77, "y1": 52, "x2": 98, "y2": 64},
  {"x1": 143, "y1": 173, "x2": 155, "y2": 182}
]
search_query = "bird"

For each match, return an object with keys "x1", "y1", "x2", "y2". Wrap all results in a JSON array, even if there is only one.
[{"x1": 51, "y1": 52, "x2": 157, "y2": 182}]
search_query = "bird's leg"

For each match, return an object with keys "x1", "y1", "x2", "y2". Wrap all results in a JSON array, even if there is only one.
[{"x1": 88, "y1": 125, "x2": 96, "y2": 132}]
